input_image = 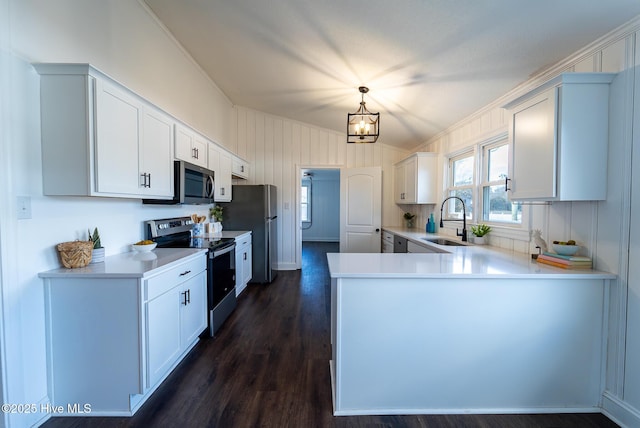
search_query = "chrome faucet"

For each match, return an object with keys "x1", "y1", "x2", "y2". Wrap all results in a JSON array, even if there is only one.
[{"x1": 439, "y1": 196, "x2": 468, "y2": 242}]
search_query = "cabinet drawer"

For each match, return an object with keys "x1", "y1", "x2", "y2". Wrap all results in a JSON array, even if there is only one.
[
  {"x1": 146, "y1": 256, "x2": 206, "y2": 301},
  {"x1": 236, "y1": 233, "x2": 252, "y2": 247},
  {"x1": 382, "y1": 231, "x2": 394, "y2": 244}
]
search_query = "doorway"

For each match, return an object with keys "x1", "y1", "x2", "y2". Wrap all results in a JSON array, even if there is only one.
[{"x1": 296, "y1": 166, "x2": 340, "y2": 270}]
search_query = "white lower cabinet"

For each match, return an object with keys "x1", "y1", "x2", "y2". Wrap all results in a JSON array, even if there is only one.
[
  {"x1": 382, "y1": 231, "x2": 394, "y2": 253},
  {"x1": 40, "y1": 251, "x2": 206, "y2": 416},
  {"x1": 146, "y1": 270, "x2": 206, "y2": 388},
  {"x1": 235, "y1": 232, "x2": 253, "y2": 296}
]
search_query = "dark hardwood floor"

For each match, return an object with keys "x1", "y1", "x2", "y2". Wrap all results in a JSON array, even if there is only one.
[{"x1": 44, "y1": 242, "x2": 618, "y2": 428}]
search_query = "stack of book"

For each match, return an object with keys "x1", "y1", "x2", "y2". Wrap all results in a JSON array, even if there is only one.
[{"x1": 537, "y1": 252, "x2": 593, "y2": 269}]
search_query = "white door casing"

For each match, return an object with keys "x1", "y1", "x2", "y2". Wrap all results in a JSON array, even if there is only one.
[{"x1": 340, "y1": 167, "x2": 382, "y2": 253}]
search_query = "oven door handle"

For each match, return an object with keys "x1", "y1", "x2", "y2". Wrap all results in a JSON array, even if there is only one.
[{"x1": 211, "y1": 243, "x2": 236, "y2": 258}]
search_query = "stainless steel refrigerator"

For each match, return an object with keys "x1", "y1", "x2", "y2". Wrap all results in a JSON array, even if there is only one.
[{"x1": 220, "y1": 185, "x2": 277, "y2": 283}]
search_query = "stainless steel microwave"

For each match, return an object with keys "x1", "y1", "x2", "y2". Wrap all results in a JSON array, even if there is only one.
[{"x1": 143, "y1": 161, "x2": 214, "y2": 205}]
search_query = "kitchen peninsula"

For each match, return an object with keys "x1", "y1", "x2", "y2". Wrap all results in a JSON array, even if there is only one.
[{"x1": 327, "y1": 237, "x2": 615, "y2": 416}]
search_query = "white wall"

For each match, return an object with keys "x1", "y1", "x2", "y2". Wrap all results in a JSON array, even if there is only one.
[
  {"x1": 231, "y1": 106, "x2": 409, "y2": 269},
  {"x1": 1, "y1": 1, "x2": 233, "y2": 426},
  {"x1": 302, "y1": 171, "x2": 340, "y2": 242}
]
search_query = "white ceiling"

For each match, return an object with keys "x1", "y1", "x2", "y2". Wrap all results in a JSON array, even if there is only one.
[{"x1": 144, "y1": 0, "x2": 640, "y2": 150}]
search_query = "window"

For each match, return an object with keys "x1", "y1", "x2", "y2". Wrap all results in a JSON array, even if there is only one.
[
  {"x1": 481, "y1": 142, "x2": 522, "y2": 224},
  {"x1": 446, "y1": 152, "x2": 474, "y2": 220},
  {"x1": 301, "y1": 181, "x2": 311, "y2": 222}
]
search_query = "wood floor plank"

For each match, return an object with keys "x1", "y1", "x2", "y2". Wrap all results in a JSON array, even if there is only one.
[{"x1": 43, "y1": 242, "x2": 618, "y2": 428}]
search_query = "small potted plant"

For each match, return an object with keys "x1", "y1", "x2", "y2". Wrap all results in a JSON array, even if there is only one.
[
  {"x1": 210, "y1": 205, "x2": 224, "y2": 234},
  {"x1": 403, "y1": 212, "x2": 416, "y2": 229},
  {"x1": 87, "y1": 227, "x2": 105, "y2": 263},
  {"x1": 471, "y1": 224, "x2": 491, "y2": 245}
]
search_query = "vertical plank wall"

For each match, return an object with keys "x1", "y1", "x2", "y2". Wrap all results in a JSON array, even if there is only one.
[{"x1": 229, "y1": 106, "x2": 410, "y2": 269}]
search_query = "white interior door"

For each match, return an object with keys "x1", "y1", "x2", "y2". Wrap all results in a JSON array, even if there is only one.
[{"x1": 340, "y1": 167, "x2": 382, "y2": 252}]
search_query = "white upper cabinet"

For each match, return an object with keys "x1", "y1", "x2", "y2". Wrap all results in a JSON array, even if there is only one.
[
  {"x1": 140, "y1": 106, "x2": 175, "y2": 198},
  {"x1": 35, "y1": 63, "x2": 174, "y2": 199},
  {"x1": 394, "y1": 152, "x2": 438, "y2": 204},
  {"x1": 175, "y1": 123, "x2": 208, "y2": 168},
  {"x1": 232, "y1": 155, "x2": 249, "y2": 179},
  {"x1": 207, "y1": 143, "x2": 233, "y2": 202},
  {"x1": 504, "y1": 73, "x2": 615, "y2": 201}
]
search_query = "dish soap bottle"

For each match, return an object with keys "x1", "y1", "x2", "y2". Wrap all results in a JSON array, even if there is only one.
[{"x1": 427, "y1": 213, "x2": 436, "y2": 233}]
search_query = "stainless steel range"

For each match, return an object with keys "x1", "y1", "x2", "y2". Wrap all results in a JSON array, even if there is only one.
[{"x1": 145, "y1": 217, "x2": 236, "y2": 337}]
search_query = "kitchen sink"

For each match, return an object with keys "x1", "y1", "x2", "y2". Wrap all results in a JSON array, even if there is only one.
[{"x1": 421, "y1": 238, "x2": 467, "y2": 246}]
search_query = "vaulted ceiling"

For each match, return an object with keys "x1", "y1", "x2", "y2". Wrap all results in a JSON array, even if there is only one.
[{"x1": 144, "y1": 0, "x2": 640, "y2": 150}]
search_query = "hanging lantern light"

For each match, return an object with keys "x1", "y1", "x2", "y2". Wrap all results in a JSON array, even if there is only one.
[{"x1": 347, "y1": 86, "x2": 379, "y2": 143}]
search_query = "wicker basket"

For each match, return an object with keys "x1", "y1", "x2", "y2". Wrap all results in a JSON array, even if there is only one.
[{"x1": 57, "y1": 240, "x2": 93, "y2": 268}]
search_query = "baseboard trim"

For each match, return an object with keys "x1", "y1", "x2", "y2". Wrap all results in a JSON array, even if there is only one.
[
  {"x1": 601, "y1": 391, "x2": 640, "y2": 428},
  {"x1": 276, "y1": 262, "x2": 297, "y2": 271}
]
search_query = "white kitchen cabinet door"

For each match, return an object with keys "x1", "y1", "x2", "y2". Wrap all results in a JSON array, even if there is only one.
[
  {"x1": 146, "y1": 287, "x2": 181, "y2": 389},
  {"x1": 235, "y1": 233, "x2": 252, "y2": 296},
  {"x1": 209, "y1": 144, "x2": 232, "y2": 202},
  {"x1": 94, "y1": 78, "x2": 142, "y2": 195},
  {"x1": 179, "y1": 271, "x2": 207, "y2": 349},
  {"x1": 394, "y1": 153, "x2": 438, "y2": 204},
  {"x1": 175, "y1": 123, "x2": 207, "y2": 168},
  {"x1": 394, "y1": 162, "x2": 407, "y2": 204},
  {"x1": 36, "y1": 63, "x2": 175, "y2": 199},
  {"x1": 505, "y1": 73, "x2": 615, "y2": 201},
  {"x1": 140, "y1": 106, "x2": 174, "y2": 198},
  {"x1": 508, "y1": 87, "x2": 557, "y2": 200},
  {"x1": 382, "y1": 231, "x2": 394, "y2": 253},
  {"x1": 232, "y1": 156, "x2": 249, "y2": 179}
]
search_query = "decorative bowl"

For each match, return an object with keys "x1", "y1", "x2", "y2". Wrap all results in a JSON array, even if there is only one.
[
  {"x1": 552, "y1": 244, "x2": 579, "y2": 256},
  {"x1": 132, "y1": 242, "x2": 157, "y2": 252}
]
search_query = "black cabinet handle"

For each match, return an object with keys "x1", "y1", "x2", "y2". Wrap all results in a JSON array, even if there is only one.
[{"x1": 179, "y1": 270, "x2": 191, "y2": 276}]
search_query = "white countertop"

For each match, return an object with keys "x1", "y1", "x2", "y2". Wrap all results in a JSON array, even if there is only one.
[
  {"x1": 39, "y1": 248, "x2": 207, "y2": 279},
  {"x1": 327, "y1": 227, "x2": 616, "y2": 280}
]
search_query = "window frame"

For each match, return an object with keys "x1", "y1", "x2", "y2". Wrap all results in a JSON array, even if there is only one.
[
  {"x1": 479, "y1": 139, "x2": 523, "y2": 226},
  {"x1": 444, "y1": 150, "x2": 475, "y2": 221},
  {"x1": 443, "y1": 133, "x2": 529, "y2": 241},
  {"x1": 300, "y1": 180, "x2": 311, "y2": 223}
]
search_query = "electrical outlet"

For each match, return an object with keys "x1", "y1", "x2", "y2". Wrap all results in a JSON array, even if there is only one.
[{"x1": 17, "y1": 196, "x2": 32, "y2": 219}]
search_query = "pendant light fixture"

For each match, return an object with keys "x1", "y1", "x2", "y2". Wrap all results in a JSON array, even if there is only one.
[{"x1": 347, "y1": 86, "x2": 379, "y2": 143}]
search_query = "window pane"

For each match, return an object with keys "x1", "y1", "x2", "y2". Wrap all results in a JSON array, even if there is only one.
[
  {"x1": 453, "y1": 156, "x2": 474, "y2": 186},
  {"x1": 301, "y1": 203, "x2": 309, "y2": 222},
  {"x1": 301, "y1": 186, "x2": 308, "y2": 203},
  {"x1": 483, "y1": 185, "x2": 521, "y2": 223},
  {"x1": 488, "y1": 144, "x2": 509, "y2": 182},
  {"x1": 446, "y1": 189, "x2": 473, "y2": 220}
]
